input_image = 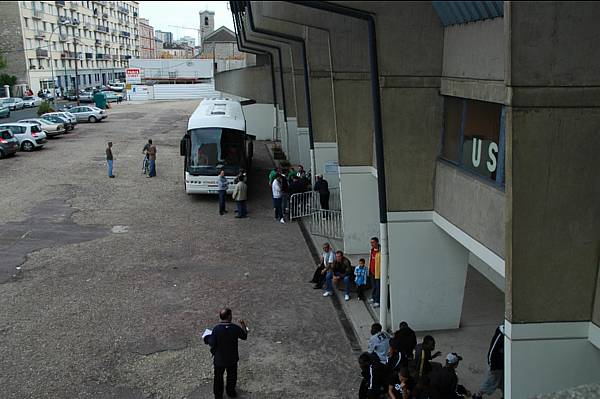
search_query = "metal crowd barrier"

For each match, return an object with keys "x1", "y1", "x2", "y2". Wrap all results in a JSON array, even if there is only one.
[{"x1": 308, "y1": 209, "x2": 344, "y2": 239}]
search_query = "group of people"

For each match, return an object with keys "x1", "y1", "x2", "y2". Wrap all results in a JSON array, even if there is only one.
[
  {"x1": 104, "y1": 140, "x2": 157, "y2": 179},
  {"x1": 218, "y1": 169, "x2": 248, "y2": 219},
  {"x1": 359, "y1": 322, "x2": 505, "y2": 399},
  {"x1": 268, "y1": 165, "x2": 311, "y2": 224},
  {"x1": 310, "y1": 237, "x2": 382, "y2": 305}
]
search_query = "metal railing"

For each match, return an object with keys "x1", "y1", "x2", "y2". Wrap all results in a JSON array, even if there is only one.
[
  {"x1": 289, "y1": 188, "x2": 341, "y2": 220},
  {"x1": 308, "y1": 209, "x2": 343, "y2": 239}
]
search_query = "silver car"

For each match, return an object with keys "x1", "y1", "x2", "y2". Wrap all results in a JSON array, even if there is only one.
[
  {"x1": 67, "y1": 105, "x2": 107, "y2": 123},
  {"x1": 44, "y1": 112, "x2": 78, "y2": 126},
  {"x1": 22, "y1": 96, "x2": 43, "y2": 107},
  {"x1": 1, "y1": 97, "x2": 25, "y2": 111},
  {"x1": 18, "y1": 118, "x2": 65, "y2": 137},
  {"x1": 0, "y1": 123, "x2": 47, "y2": 151}
]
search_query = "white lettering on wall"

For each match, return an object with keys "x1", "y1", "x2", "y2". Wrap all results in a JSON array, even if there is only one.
[
  {"x1": 472, "y1": 138, "x2": 482, "y2": 167},
  {"x1": 487, "y1": 142, "x2": 498, "y2": 173}
]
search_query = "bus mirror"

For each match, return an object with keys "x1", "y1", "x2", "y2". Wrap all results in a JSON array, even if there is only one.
[{"x1": 180, "y1": 139, "x2": 186, "y2": 156}]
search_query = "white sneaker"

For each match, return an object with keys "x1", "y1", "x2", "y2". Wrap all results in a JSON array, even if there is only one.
[
  {"x1": 373, "y1": 303, "x2": 380, "y2": 308},
  {"x1": 323, "y1": 291, "x2": 333, "y2": 297},
  {"x1": 280, "y1": 218, "x2": 286, "y2": 224},
  {"x1": 368, "y1": 298, "x2": 374, "y2": 303},
  {"x1": 344, "y1": 294, "x2": 350, "y2": 301}
]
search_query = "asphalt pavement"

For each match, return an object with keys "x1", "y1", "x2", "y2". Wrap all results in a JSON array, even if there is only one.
[{"x1": 0, "y1": 100, "x2": 358, "y2": 399}]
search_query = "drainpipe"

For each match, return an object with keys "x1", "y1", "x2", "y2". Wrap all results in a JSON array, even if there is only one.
[
  {"x1": 245, "y1": 1, "x2": 316, "y2": 187},
  {"x1": 231, "y1": 8, "x2": 280, "y2": 140},
  {"x1": 232, "y1": 2, "x2": 290, "y2": 147},
  {"x1": 292, "y1": 1, "x2": 390, "y2": 331}
]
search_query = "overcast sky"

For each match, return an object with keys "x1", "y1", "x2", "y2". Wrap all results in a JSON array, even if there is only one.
[{"x1": 138, "y1": 1, "x2": 234, "y2": 45}]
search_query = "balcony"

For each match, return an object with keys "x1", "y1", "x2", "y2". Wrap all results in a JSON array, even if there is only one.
[
  {"x1": 96, "y1": 53, "x2": 106, "y2": 60},
  {"x1": 70, "y1": 2, "x2": 79, "y2": 10},
  {"x1": 95, "y1": 39, "x2": 102, "y2": 46},
  {"x1": 59, "y1": 33, "x2": 68, "y2": 42},
  {"x1": 120, "y1": 31, "x2": 130, "y2": 38},
  {"x1": 34, "y1": 31, "x2": 45, "y2": 40},
  {"x1": 56, "y1": 0, "x2": 65, "y2": 7},
  {"x1": 103, "y1": 42, "x2": 110, "y2": 47},
  {"x1": 61, "y1": 51, "x2": 82, "y2": 60},
  {"x1": 83, "y1": 22, "x2": 91, "y2": 30},
  {"x1": 109, "y1": 2, "x2": 115, "y2": 9},
  {"x1": 35, "y1": 48, "x2": 49, "y2": 58},
  {"x1": 118, "y1": 6, "x2": 129, "y2": 14},
  {"x1": 32, "y1": 9, "x2": 43, "y2": 19},
  {"x1": 85, "y1": 52, "x2": 93, "y2": 59},
  {"x1": 96, "y1": 25, "x2": 109, "y2": 33},
  {"x1": 102, "y1": 13, "x2": 108, "y2": 20}
]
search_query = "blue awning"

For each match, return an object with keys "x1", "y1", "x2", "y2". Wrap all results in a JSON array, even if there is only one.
[{"x1": 432, "y1": 1, "x2": 503, "y2": 26}]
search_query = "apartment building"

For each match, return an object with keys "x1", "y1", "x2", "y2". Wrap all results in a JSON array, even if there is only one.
[
  {"x1": 138, "y1": 17, "x2": 154, "y2": 59},
  {"x1": 154, "y1": 30, "x2": 172, "y2": 45},
  {"x1": 0, "y1": 0, "x2": 140, "y2": 93}
]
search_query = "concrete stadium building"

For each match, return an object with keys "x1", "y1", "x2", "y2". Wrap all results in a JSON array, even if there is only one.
[{"x1": 215, "y1": 1, "x2": 600, "y2": 398}]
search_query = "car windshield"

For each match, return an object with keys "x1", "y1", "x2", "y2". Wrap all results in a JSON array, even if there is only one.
[
  {"x1": 188, "y1": 128, "x2": 243, "y2": 175},
  {"x1": 43, "y1": 116, "x2": 63, "y2": 123},
  {"x1": 31, "y1": 125, "x2": 42, "y2": 133}
]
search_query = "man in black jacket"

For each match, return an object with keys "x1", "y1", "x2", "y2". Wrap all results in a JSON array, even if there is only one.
[
  {"x1": 359, "y1": 352, "x2": 387, "y2": 399},
  {"x1": 429, "y1": 353, "x2": 470, "y2": 399},
  {"x1": 393, "y1": 321, "x2": 417, "y2": 365},
  {"x1": 206, "y1": 308, "x2": 248, "y2": 399},
  {"x1": 313, "y1": 175, "x2": 330, "y2": 210},
  {"x1": 472, "y1": 325, "x2": 504, "y2": 399}
]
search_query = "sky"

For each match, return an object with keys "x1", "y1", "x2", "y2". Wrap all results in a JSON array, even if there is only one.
[{"x1": 138, "y1": 1, "x2": 234, "y2": 45}]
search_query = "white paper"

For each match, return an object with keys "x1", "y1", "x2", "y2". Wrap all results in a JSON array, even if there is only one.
[{"x1": 202, "y1": 329, "x2": 212, "y2": 339}]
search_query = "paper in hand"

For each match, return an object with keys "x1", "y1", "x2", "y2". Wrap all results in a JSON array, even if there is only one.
[{"x1": 202, "y1": 329, "x2": 212, "y2": 339}]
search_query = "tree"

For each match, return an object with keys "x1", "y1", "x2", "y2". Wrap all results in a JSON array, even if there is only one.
[
  {"x1": 0, "y1": 49, "x2": 6, "y2": 70},
  {"x1": 0, "y1": 74, "x2": 17, "y2": 87}
]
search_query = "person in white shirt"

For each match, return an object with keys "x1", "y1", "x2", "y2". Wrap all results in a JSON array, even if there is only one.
[
  {"x1": 272, "y1": 174, "x2": 284, "y2": 223},
  {"x1": 310, "y1": 242, "x2": 336, "y2": 289}
]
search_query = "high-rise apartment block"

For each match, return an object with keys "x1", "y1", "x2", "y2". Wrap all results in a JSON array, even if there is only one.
[{"x1": 0, "y1": 1, "x2": 140, "y2": 93}]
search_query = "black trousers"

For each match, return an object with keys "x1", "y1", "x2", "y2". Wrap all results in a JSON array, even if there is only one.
[
  {"x1": 214, "y1": 365, "x2": 238, "y2": 398},
  {"x1": 311, "y1": 265, "x2": 326, "y2": 286},
  {"x1": 319, "y1": 192, "x2": 330, "y2": 210}
]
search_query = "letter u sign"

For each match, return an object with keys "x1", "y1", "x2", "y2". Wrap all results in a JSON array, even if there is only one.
[{"x1": 472, "y1": 138, "x2": 482, "y2": 167}]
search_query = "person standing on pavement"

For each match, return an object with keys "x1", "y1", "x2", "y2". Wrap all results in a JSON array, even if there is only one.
[
  {"x1": 232, "y1": 174, "x2": 248, "y2": 218},
  {"x1": 218, "y1": 169, "x2": 229, "y2": 216},
  {"x1": 368, "y1": 237, "x2": 381, "y2": 308},
  {"x1": 206, "y1": 308, "x2": 248, "y2": 399},
  {"x1": 313, "y1": 174, "x2": 330, "y2": 210},
  {"x1": 147, "y1": 140, "x2": 157, "y2": 178},
  {"x1": 272, "y1": 174, "x2": 284, "y2": 224},
  {"x1": 106, "y1": 141, "x2": 115, "y2": 178},
  {"x1": 472, "y1": 325, "x2": 505, "y2": 399}
]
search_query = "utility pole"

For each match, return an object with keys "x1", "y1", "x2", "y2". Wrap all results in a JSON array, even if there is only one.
[{"x1": 74, "y1": 38, "x2": 80, "y2": 105}]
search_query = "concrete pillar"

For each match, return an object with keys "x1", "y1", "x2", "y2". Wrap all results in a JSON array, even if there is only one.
[{"x1": 504, "y1": 3, "x2": 600, "y2": 397}]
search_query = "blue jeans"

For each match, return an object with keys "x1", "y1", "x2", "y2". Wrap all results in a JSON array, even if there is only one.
[
  {"x1": 371, "y1": 276, "x2": 381, "y2": 304},
  {"x1": 326, "y1": 271, "x2": 351, "y2": 295},
  {"x1": 218, "y1": 190, "x2": 226, "y2": 214},
  {"x1": 235, "y1": 200, "x2": 247, "y2": 217},
  {"x1": 273, "y1": 197, "x2": 283, "y2": 219},
  {"x1": 107, "y1": 159, "x2": 113, "y2": 177},
  {"x1": 149, "y1": 159, "x2": 156, "y2": 177}
]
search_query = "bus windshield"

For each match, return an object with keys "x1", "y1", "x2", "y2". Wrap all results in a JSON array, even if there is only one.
[{"x1": 188, "y1": 128, "x2": 244, "y2": 175}]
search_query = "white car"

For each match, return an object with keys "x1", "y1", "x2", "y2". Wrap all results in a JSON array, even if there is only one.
[
  {"x1": 108, "y1": 82, "x2": 125, "y2": 92},
  {"x1": 44, "y1": 111, "x2": 78, "y2": 126},
  {"x1": 67, "y1": 105, "x2": 107, "y2": 123},
  {"x1": 0, "y1": 122, "x2": 47, "y2": 151},
  {"x1": 0, "y1": 97, "x2": 25, "y2": 111},
  {"x1": 22, "y1": 96, "x2": 43, "y2": 107},
  {"x1": 18, "y1": 118, "x2": 65, "y2": 137}
]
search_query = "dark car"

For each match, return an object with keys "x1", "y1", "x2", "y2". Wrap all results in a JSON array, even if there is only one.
[{"x1": 0, "y1": 129, "x2": 20, "y2": 158}]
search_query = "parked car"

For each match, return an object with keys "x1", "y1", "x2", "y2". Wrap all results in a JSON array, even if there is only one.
[
  {"x1": 67, "y1": 106, "x2": 107, "y2": 123},
  {"x1": 0, "y1": 104, "x2": 9, "y2": 118},
  {"x1": 18, "y1": 118, "x2": 65, "y2": 137},
  {"x1": 63, "y1": 90, "x2": 79, "y2": 101},
  {"x1": 103, "y1": 91, "x2": 123, "y2": 103},
  {"x1": 78, "y1": 91, "x2": 95, "y2": 103},
  {"x1": 43, "y1": 111, "x2": 78, "y2": 127},
  {"x1": 0, "y1": 123, "x2": 47, "y2": 151},
  {"x1": 22, "y1": 96, "x2": 43, "y2": 107},
  {"x1": 108, "y1": 82, "x2": 125, "y2": 92},
  {"x1": 0, "y1": 128, "x2": 19, "y2": 158},
  {"x1": 1, "y1": 97, "x2": 25, "y2": 111},
  {"x1": 41, "y1": 114, "x2": 74, "y2": 131}
]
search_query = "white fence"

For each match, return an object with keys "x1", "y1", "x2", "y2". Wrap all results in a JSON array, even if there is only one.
[
  {"x1": 308, "y1": 209, "x2": 344, "y2": 239},
  {"x1": 127, "y1": 82, "x2": 222, "y2": 101},
  {"x1": 289, "y1": 189, "x2": 343, "y2": 239}
]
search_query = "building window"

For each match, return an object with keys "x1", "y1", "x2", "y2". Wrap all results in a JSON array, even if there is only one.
[{"x1": 440, "y1": 97, "x2": 505, "y2": 186}]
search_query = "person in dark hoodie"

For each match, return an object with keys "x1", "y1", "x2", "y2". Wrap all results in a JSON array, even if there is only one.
[
  {"x1": 472, "y1": 325, "x2": 505, "y2": 399},
  {"x1": 428, "y1": 353, "x2": 470, "y2": 399},
  {"x1": 358, "y1": 351, "x2": 387, "y2": 399},
  {"x1": 393, "y1": 321, "x2": 417, "y2": 365}
]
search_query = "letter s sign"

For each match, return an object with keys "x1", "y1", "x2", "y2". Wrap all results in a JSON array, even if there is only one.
[{"x1": 487, "y1": 142, "x2": 498, "y2": 173}]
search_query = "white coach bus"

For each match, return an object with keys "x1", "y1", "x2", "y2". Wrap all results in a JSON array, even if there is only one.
[{"x1": 180, "y1": 98, "x2": 255, "y2": 194}]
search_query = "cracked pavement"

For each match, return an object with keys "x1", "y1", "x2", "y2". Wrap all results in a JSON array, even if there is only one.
[{"x1": 0, "y1": 100, "x2": 357, "y2": 398}]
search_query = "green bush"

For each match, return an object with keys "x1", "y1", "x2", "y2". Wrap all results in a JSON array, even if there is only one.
[{"x1": 37, "y1": 101, "x2": 55, "y2": 116}]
